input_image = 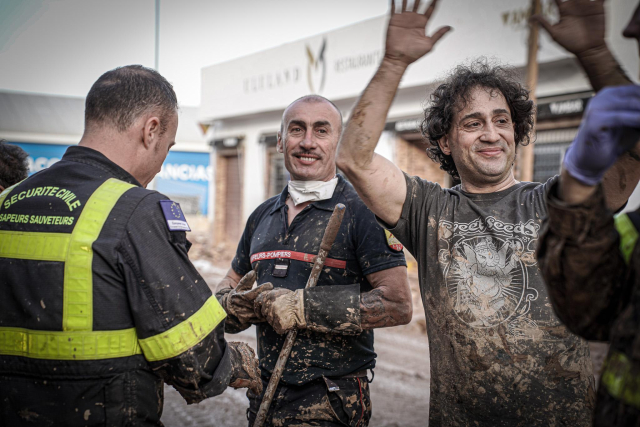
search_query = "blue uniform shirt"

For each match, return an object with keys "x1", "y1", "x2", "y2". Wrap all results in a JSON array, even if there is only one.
[{"x1": 232, "y1": 174, "x2": 406, "y2": 385}]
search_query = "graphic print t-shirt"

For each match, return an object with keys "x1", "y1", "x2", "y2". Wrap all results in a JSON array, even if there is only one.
[{"x1": 385, "y1": 174, "x2": 595, "y2": 427}]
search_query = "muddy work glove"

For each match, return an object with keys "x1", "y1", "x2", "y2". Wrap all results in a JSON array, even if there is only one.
[
  {"x1": 563, "y1": 85, "x2": 640, "y2": 186},
  {"x1": 216, "y1": 271, "x2": 274, "y2": 325},
  {"x1": 255, "y1": 284, "x2": 362, "y2": 335},
  {"x1": 227, "y1": 342, "x2": 262, "y2": 396}
]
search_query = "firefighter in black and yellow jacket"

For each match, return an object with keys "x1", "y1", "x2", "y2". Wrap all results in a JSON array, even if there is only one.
[{"x1": 0, "y1": 65, "x2": 263, "y2": 426}]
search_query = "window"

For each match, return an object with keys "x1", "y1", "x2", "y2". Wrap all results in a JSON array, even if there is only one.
[
  {"x1": 269, "y1": 153, "x2": 289, "y2": 197},
  {"x1": 532, "y1": 128, "x2": 577, "y2": 183},
  {"x1": 261, "y1": 134, "x2": 290, "y2": 198}
]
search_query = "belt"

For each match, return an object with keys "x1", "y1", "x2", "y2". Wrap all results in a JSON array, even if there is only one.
[{"x1": 339, "y1": 369, "x2": 369, "y2": 379}]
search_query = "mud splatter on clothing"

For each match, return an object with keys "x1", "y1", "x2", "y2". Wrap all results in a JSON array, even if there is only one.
[
  {"x1": 382, "y1": 174, "x2": 594, "y2": 426},
  {"x1": 0, "y1": 147, "x2": 231, "y2": 426},
  {"x1": 232, "y1": 174, "x2": 406, "y2": 385},
  {"x1": 247, "y1": 375, "x2": 371, "y2": 426},
  {"x1": 538, "y1": 182, "x2": 640, "y2": 426}
]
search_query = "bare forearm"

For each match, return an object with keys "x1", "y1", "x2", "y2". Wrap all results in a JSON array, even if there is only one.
[
  {"x1": 577, "y1": 46, "x2": 632, "y2": 92},
  {"x1": 558, "y1": 169, "x2": 597, "y2": 205},
  {"x1": 337, "y1": 58, "x2": 409, "y2": 225},
  {"x1": 360, "y1": 269, "x2": 413, "y2": 329},
  {"x1": 360, "y1": 288, "x2": 412, "y2": 329},
  {"x1": 338, "y1": 58, "x2": 407, "y2": 172},
  {"x1": 602, "y1": 145, "x2": 640, "y2": 211}
]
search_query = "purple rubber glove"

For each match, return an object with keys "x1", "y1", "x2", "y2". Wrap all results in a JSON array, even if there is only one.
[{"x1": 563, "y1": 85, "x2": 640, "y2": 186}]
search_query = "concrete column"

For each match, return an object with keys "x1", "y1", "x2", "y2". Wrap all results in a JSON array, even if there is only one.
[
  {"x1": 241, "y1": 128, "x2": 266, "y2": 224},
  {"x1": 208, "y1": 144, "x2": 216, "y2": 223}
]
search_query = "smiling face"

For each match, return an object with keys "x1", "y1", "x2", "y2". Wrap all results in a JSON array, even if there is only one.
[
  {"x1": 277, "y1": 98, "x2": 342, "y2": 182},
  {"x1": 439, "y1": 86, "x2": 516, "y2": 188}
]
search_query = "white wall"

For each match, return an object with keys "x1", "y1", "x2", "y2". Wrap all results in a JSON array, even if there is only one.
[
  {"x1": 202, "y1": 0, "x2": 640, "y2": 224},
  {"x1": 201, "y1": 0, "x2": 638, "y2": 122}
]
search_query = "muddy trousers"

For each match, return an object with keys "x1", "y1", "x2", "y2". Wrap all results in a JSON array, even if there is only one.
[{"x1": 247, "y1": 375, "x2": 372, "y2": 427}]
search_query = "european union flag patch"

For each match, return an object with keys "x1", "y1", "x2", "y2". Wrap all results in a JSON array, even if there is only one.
[{"x1": 159, "y1": 200, "x2": 191, "y2": 231}]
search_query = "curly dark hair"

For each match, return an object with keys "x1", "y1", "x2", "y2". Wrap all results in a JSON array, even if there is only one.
[
  {"x1": 0, "y1": 140, "x2": 29, "y2": 189},
  {"x1": 421, "y1": 60, "x2": 535, "y2": 182}
]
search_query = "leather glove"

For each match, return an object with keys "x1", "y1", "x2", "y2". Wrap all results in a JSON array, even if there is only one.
[
  {"x1": 254, "y1": 288, "x2": 306, "y2": 335},
  {"x1": 228, "y1": 342, "x2": 262, "y2": 396},
  {"x1": 217, "y1": 270, "x2": 274, "y2": 324},
  {"x1": 563, "y1": 85, "x2": 640, "y2": 186}
]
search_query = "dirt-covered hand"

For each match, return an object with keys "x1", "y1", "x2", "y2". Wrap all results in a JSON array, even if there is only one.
[
  {"x1": 217, "y1": 271, "x2": 274, "y2": 324},
  {"x1": 531, "y1": 0, "x2": 606, "y2": 56},
  {"x1": 228, "y1": 342, "x2": 262, "y2": 396},
  {"x1": 254, "y1": 288, "x2": 306, "y2": 335},
  {"x1": 384, "y1": 0, "x2": 452, "y2": 67}
]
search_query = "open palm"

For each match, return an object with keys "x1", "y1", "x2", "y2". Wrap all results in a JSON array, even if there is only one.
[
  {"x1": 385, "y1": 0, "x2": 452, "y2": 66},
  {"x1": 532, "y1": 0, "x2": 606, "y2": 55}
]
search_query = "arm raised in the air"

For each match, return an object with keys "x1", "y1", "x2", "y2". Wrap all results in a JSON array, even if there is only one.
[{"x1": 336, "y1": 0, "x2": 451, "y2": 226}]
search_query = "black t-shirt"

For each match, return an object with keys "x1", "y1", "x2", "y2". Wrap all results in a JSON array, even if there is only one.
[
  {"x1": 232, "y1": 175, "x2": 406, "y2": 385},
  {"x1": 382, "y1": 174, "x2": 594, "y2": 427}
]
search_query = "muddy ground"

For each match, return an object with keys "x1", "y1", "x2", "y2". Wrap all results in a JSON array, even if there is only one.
[{"x1": 160, "y1": 225, "x2": 608, "y2": 427}]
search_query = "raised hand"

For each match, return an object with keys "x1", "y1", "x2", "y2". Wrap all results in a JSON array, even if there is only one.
[
  {"x1": 531, "y1": 0, "x2": 606, "y2": 56},
  {"x1": 385, "y1": 0, "x2": 452, "y2": 67}
]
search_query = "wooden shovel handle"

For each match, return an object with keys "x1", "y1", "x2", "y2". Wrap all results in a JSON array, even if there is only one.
[{"x1": 253, "y1": 203, "x2": 346, "y2": 427}]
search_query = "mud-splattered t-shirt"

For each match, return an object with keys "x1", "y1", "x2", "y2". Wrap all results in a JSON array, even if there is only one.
[{"x1": 384, "y1": 174, "x2": 595, "y2": 427}]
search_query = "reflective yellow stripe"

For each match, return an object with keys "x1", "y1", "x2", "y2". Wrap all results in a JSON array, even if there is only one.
[
  {"x1": 0, "y1": 327, "x2": 141, "y2": 360},
  {"x1": 2, "y1": 178, "x2": 223, "y2": 362},
  {"x1": 0, "y1": 231, "x2": 71, "y2": 261},
  {"x1": 62, "y1": 178, "x2": 134, "y2": 331},
  {"x1": 0, "y1": 182, "x2": 20, "y2": 209},
  {"x1": 602, "y1": 351, "x2": 640, "y2": 409},
  {"x1": 139, "y1": 296, "x2": 227, "y2": 362},
  {"x1": 0, "y1": 184, "x2": 72, "y2": 260},
  {"x1": 615, "y1": 214, "x2": 639, "y2": 266},
  {"x1": 0, "y1": 178, "x2": 142, "y2": 360}
]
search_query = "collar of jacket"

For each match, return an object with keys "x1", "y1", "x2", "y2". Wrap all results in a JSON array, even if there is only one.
[{"x1": 62, "y1": 145, "x2": 143, "y2": 187}]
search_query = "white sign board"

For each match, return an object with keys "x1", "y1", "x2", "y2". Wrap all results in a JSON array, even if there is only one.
[{"x1": 201, "y1": 0, "x2": 638, "y2": 121}]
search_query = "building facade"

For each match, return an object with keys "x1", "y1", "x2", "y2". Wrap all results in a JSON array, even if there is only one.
[
  {"x1": 199, "y1": 0, "x2": 639, "y2": 244},
  {"x1": 0, "y1": 91, "x2": 212, "y2": 215}
]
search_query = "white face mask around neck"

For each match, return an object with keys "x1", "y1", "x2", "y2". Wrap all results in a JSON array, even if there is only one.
[{"x1": 287, "y1": 177, "x2": 338, "y2": 206}]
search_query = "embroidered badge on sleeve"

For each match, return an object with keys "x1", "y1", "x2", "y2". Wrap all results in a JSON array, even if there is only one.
[
  {"x1": 159, "y1": 200, "x2": 191, "y2": 231},
  {"x1": 384, "y1": 229, "x2": 403, "y2": 251}
]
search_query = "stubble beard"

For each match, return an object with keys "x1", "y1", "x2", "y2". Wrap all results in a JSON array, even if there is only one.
[{"x1": 459, "y1": 154, "x2": 514, "y2": 189}]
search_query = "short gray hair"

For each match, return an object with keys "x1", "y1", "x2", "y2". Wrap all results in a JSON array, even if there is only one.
[
  {"x1": 280, "y1": 95, "x2": 343, "y2": 136},
  {"x1": 85, "y1": 65, "x2": 178, "y2": 133}
]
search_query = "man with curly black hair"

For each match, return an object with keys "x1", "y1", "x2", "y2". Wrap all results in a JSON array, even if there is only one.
[
  {"x1": 422, "y1": 61, "x2": 535, "y2": 185},
  {"x1": 337, "y1": 0, "x2": 640, "y2": 425},
  {"x1": 0, "y1": 140, "x2": 29, "y2": 191}
]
